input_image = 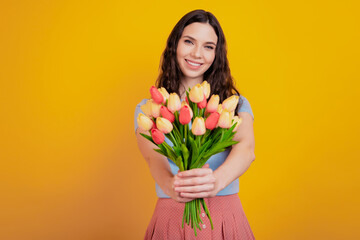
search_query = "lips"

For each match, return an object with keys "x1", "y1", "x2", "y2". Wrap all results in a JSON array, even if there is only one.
[
  {"x1": 185, "y1": 59, "x2": 203, "y2": 69},
  {"x1": 186, "y1": 59, "x2": 203, "y2": 65}
]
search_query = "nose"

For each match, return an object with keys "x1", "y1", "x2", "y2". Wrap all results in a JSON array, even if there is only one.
[{"x1": 191, "y1": 45, "x2": 202, "y2": 58}]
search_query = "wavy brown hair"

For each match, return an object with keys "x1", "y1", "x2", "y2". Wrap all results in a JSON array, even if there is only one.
[{"x1": 155, "y1": 9, "x2": 243, "y2": 112}]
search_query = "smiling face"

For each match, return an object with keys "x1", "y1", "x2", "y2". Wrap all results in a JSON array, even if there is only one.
[{"x1": 176, "y1": 22, "x2": 218, "y2": 85}]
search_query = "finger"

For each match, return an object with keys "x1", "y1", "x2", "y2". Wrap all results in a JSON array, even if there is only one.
[
  {"x1": 202, "y1": 164, "x2": 210, "y2": 168},
  {"x1": 180, "y1": 191, "x2": 212, "y2": 198},
  {"x1": 176, "y1": 192, "x2": 194, "y2": 202},
  {"x1": 174, "y1": 184, "x2": 214, "y2": 193},
  {"x1": 174, "y1": 176, "x2": 213, "y2": 186},
  {"x1": 180, "y1": 198, "x2": 195, "y2": 203},
  {"x1": 177, "y1": 168, "x2": 212, "y2": 178}
]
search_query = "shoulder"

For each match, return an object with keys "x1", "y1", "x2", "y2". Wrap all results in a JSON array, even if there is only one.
[{"x1": 237, "y1": 95, "x2": 254, "y2": 120}]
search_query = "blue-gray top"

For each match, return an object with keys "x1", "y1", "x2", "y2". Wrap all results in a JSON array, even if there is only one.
[{"x1": 134, "y1": 95, "x2": 254, "y2": 198}]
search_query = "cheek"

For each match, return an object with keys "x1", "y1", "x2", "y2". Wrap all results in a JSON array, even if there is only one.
[
  {"x1": 205, "y1": 52, "x2": 216, "y2": 64},
  {"x1": 176, "y1": 43, "x2": 186, "y2": 57}
]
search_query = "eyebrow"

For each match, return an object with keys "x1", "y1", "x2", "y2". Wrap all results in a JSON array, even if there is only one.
[{"x1": 183, "y1": 35, "x2": 217, "y2": 46}]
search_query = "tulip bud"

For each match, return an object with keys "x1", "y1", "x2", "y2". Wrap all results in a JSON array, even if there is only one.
[
  {"x1": 137, "y1": 113, "x2": 153, "y2": 131},
  {"x1": 140, "y1": 99, "x2": 153, "y2": 117},
  {"x1": 151, "y1": 101, "x2": 162, "y2": 118},
  {"x1": 151, "y1": 128, "x2": 165, "y2": 144},
  {"x1": 185, "y1": 96, "x2": 189, "y2": 105},
  {"x1": 168, "y1": 93, "x2": 181, "y2": 113},
  {"x1": 206, "y1": 95, "x2": 219, "y2": 113},
  {"x1": 179, "y1": 105, "x2": 192, "y2": 125},
  {"x1": 150, "y1": 86, "x2": 164, "y2": 104},
  {"x1": 222, "y1": 95, "x2": 239, "y2": 112},
  {"x1": 160, "y1": 106, "x2": 175, "y2": 123},
  {"x1": 205, "y1": 112, "x2": 220, "y2": 130},
  {"x1": 189, "y1": 84, "x2": 204, "y2": 103},
  {"x1": 197, "y1": 95, "x2": 207, "y2": 109},
  {"x1": 191, "y1": 117, "x2": 206, "y2": 135},
  {"x1": 200, "y1": 81, "x2": 211, "y2": 99},
  {"x1": 232, "y1": 116, "x2": 243, "y2": 131},
  {"x1": 158, "y1": 87, "x2": 169, "y2": 103},
  {"x1": 217, "y1": 104, "x2": 223, "y2": 115},
  {"x1": 181, "y1": 102, "x2": 194, "y2": 118},
  {"x1": 218, "y1": 110, "x2": 232, "y2": 128},
  {"x1": 156, "y1": 117, "x2": 173, "y2": 134}
]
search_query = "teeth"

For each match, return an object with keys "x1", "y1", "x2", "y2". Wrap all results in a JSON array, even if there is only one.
[{"x1": 186, "y1": 60, "x2": 201, "y2": 66}]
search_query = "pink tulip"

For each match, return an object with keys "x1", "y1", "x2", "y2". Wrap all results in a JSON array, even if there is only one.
[
  {"x1": 151, "y1": 119, "x2": 157, "y2": 130},
  {"x1": 191, "y1": 117, "x2": 206, "y2": 135},
  {"x1": 185, "y1": 96, "x2": 189, "y2": 105},
  {"x1": 205, "y1": 112, "x2": 220, "y2": 130},
  {"x1": 150, "y1": 86, "x2": 164, "y2": 104},
  {"x1": 206, "y1": 95, "x2": 219, "y2": 113},
  {"x1": 151, "y1": 129, "x2": 165, "y2": 144},
  {"x1": 179, "y1": 105, "x2": 192, "y2": 125},
  {"x1": 197, "y1": 95, "x2": 207, "y2": 109},
  {"x1": 160, "y1": 106, "x2": 175, "y2": 123}
]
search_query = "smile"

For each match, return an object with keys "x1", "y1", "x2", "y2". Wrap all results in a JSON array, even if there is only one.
[{"x1": 185, "y1": 59, "x2": 203, "y2": 68}]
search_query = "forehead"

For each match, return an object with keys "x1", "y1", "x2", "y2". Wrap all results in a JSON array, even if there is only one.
[{"x1": 181, "y1": 22, "x2": 218, "y2": 43}]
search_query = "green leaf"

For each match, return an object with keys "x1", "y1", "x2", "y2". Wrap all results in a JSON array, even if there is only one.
[{"x1": 154, "y1": 149, "x2": 168, "y2": 158}]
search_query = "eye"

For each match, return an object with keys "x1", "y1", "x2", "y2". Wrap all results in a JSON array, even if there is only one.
[
  {"x1": 184, "y1": 39, "x2": 193, "y2": 44},
  {"x1": 205, "y1": 46, "x2": 214, "y2": 50}
]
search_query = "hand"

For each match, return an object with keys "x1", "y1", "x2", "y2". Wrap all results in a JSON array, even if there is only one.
[
  {"x1": 174, "y1": 164, "x2": 220, "y2": 198},
  {"x1": 167, "y1": 172, "x2": 196, "y2": 203}
]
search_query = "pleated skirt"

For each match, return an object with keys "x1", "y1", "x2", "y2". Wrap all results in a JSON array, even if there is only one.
[{"x1": 144, "y1": 193, "x2": 255, "y2": 239}]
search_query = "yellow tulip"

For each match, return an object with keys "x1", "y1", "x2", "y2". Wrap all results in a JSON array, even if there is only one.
[
  {"x1": 217, "y1": 104, "x2": 223, "y2": 115},
  {"x1": 232, "y1": 116, "x2": 243, "y2": 131},
  {"x1": 222, "y1": 95, "x2": 239, "y2": 112},
  {"x1": 158, "y1": 87, "x2": 169, "y2": 103},
  {"x1": 191, "y1": 117, "x2": 206, "y2": 135},
  {"x1": 156, "y1": 117, "x2": 173, "y2": 134},
  {"x1": 206, "y1": 94, "x2": 219, "y2": 113},
  {"x1": 167, "y1": 93, "x2": 181, "y2": 113},
  {"x1": 218, "y1": 110, "x2": 232, "y2": 128},
  {"x1": 151, "y1": 101, "x2": 162, "y2": 118},
  {"x1": 137, "y1": 113, "x2": 154, "y2": 131},
  {"x1": 140, "y1": 99, "x2": 153, "y2": 117},
  {"x1": 200, "y1": 81, "x2": 211, "y2": 99},
  {"x1": 189, "y1": 84, "x2": 204, "y2": 103}
]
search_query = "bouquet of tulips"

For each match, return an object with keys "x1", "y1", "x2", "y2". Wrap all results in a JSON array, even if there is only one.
[{"x1": 136, "y1": 81, "x2": 243, "y2": 236}]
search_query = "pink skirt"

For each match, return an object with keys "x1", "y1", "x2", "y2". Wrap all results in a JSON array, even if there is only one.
[{"x1": 144, "y1": 194, "x2": 255, "y2": 239}]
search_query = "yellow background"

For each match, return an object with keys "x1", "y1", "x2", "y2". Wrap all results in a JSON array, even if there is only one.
[{"x1": 1, "y1": 1, "x2": 359, "y2": 239}]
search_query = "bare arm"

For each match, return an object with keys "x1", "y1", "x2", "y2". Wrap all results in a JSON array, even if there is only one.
[
  {"x1": 214, "y1": 112, "x2": 255, "y2": 192},
  {"x1": 135, "y1": 127, "x2": 195, "y2": 202}
]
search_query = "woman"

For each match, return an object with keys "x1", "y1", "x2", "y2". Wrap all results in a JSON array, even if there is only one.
[{"x1": 135, "y1": 9, "x2": 256, "y2": 239}]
